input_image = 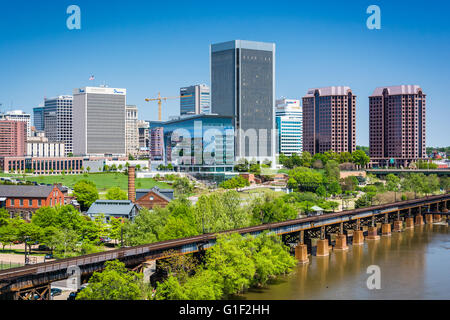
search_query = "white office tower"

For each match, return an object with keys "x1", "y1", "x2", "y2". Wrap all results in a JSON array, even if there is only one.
[
  {"x1": 73, "y1": 87, "x2": 126, "y2": 156},
  {"x1": 126, "y1": 105, "x2": 139, "y2": 157},
  {"x1": 0, "y1": 110, "x2": 31, "y2": 136},
  {"x1": 276, "y1": 98, "x2": 303, "y2": 156}
]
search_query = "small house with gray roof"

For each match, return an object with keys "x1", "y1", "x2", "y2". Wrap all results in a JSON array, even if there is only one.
[{"x1": 86, "y1": 200, "x2": 139, "y2": 222}]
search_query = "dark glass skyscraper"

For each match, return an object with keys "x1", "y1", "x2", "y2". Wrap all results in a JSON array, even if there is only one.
[
  {"x1": 210, "y1": 40, "x2": 275, "y2": 165},
  {"x1": 33, "y1": 107, "x2": 45, "y2": 131}
]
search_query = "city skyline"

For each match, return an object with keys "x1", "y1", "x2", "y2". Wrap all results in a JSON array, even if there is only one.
[{"x1": 0, "y1": 0, "x2": 449, "y2": 147}]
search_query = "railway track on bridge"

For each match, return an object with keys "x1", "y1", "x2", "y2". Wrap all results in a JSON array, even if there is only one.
[{"x1": 0, "y1": 193, "x2": 448, "y2": 297}]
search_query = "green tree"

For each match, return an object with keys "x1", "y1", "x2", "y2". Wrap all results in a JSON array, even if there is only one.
[
  {"x1": 324, "y1": 160, "x2": 340, "y2": 182},
  {"x1": 205, "y1": 233, "x2": 256, "y2": 295},
  {"x1": 328, "y1": 181, "x2": 342, "y2": 196},
  {"x1": 193, "y1": 191, "x2": 250, "y2": 233},
  {"x1": 249, "y1": 161, "x2": 261, "y2": 175},
  {"x1": 0, "y1": 208, "x2": 9, "y2": 227},
  {"x1": 49, "y1": 228, "x2": 78, "y2": 258},
  {"x1": 73, "y1": 180, "x2": 99, "y2": 211},
  {"x1": 300, "y1": 151, "x2": 312, "y2": 167},
  {"x1": 109, "y1": 217, "x2": 125, "y2": 243},
  {"x1": 234, "y1": 158, "x2": 249, "y2": 172},
  {"x1": 172, "y1": 177, "x2": 194, "y2": 197},
  {"x1": 316, "y1": 185, "x2": 327, "y2": 198},
  {"x1": 123, "y1": 208, "x2": 169, "y2": 245},
  {"x1": 351, "y1": 150, "x2": 370, "y2": 167},
  {"x1": 105, "y1": 187, "x2": 128, "y2": 200},
  {"x1": 338, "y1": 151, "x2": 353, "y2": 164},
  {"x1": 31, "y1": 207, "x2": 58, "y2": 228},
  {"x1": 385, "y1": 174, "x2": 400, "y2": 192},
  {"x1": 219, "y1": 176, "x2": 250, "y2": 189},
  {"x1": 76, "y1": 260, "x2": 150, "y2": 300},
  {"x1": 0, "y1": 224, "x2": 16, "y2": 250},
  {"x1": 251, "y1": 195, "x2": 297, "y2": 224}
]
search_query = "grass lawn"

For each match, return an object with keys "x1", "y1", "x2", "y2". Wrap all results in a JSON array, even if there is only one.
[
  {"x1": 2, "y1": 172, "x2": 171, "y2": 192},
  {"x1": 0, "y1": 262, "x2": 23, "y2": 270},
  {"x1": 239, "y1": 187, "x2": 285, "y2": 201},
  {"x1": 0, "y1": 248, "x2": 46, "y2": 256}
]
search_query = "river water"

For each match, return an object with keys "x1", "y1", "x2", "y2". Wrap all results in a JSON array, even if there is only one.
[{"x1": 242, "y1": 223, "x2": 450, "y2": 300}]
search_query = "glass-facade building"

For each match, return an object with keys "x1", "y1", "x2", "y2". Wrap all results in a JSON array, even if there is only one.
[
  {"x1": 180, "y1": 84, "x2": 210, "y2": 115},
  {"x1": 210, "y1": 40, "x2": 275, "y2": 165},
  {"x1": 33, "y1": 107, "x2": 45, "y2": 131},
  {"x1": 157, "y1": 115, "x2": 234, "y2": 172},
  {"x1": 275, "y1": 99, "x2": 302, "y2": 156}
]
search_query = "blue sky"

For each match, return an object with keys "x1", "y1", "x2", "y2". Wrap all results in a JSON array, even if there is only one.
[{"x1": 0, "y1": 0, "x2": 449, "y2": 146}]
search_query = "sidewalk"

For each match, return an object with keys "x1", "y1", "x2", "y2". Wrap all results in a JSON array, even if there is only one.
[{"x1": 0, "y1": 253, "x2": 45, "y2": 264}]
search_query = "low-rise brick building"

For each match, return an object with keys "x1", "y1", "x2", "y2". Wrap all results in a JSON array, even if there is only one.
[
  {"x1": 0, "y1": 184, "x2": 65, "y2": 220},
  {"x1": 135, "y1": 187, "x2": 174, "y2": 210}
]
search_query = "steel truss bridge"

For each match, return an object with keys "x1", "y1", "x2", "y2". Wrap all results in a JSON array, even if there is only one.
[{"x1": 0, "y1": 193, "x2": 449, "y2": 299}]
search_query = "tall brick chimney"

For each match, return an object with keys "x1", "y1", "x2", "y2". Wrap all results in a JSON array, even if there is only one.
[{"x1": 128, "y1": 166, "x2": 136, "y2": 203}]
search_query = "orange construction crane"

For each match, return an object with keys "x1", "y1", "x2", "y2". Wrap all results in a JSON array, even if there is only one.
[{"x1": 145, "y1": 92, "x2": 192, "y2": 121}]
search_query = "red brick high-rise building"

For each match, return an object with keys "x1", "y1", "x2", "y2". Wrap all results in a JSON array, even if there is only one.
[
  {"x1": 369, "y1": 85, "x2": 426, "y2": 167},
  {"x1": 0, "y1": 120, "x2": 26, "y2": 157},
  {"x1": 302, "y1": 86, "x2": 356, "y2": 155}
]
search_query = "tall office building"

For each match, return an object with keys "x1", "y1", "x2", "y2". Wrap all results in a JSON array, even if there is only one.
[
  {"x1": 302, "y1": 86, "x2": 356, "y2": 155},
  {"x1": 369, "y1": 85, "x2": 426, "y2": 167},
  {"x1": 211, "y1": 40, "x2": 275, "y2": 164},
  {"x1": 138, "y1": 120, "x2": 150, "y2": 147},
  {"x1": 73, "y1": 87, "x2": 126, "y2": 156},
  {"x1": 0, "y1": 120, "x2": 26, "y2": 157},
  {"x1": 180, "y1": 84, "x2": 211, "y2": 115},
  {"x1": 0, "y1": 110, "x2": 31, "y2": 137},
  {"x1": 149, "y1": 126, "x2": 164, "y2": 161},
  {"x1": 33, "y1": 107, "x2": 45, "y2": 131},
  {"x1": 43, "y1": 96, "x2": 73, "y2": 155},
  {"x1": 125, "y1": 105, "x2": 139, "y2": 157},
  {"x1": 275, "y1": 98, "x2": 302, "y2": 156}
]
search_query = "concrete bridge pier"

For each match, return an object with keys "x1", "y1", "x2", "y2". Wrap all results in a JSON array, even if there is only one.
[
  {"x1": 352, "y1": 218, "x2": 364, "y2": 245},
  {"x1": 352, "y1": 230, "x2": 364, "y2": 245},
  {"x1": 393, "y1": 220, "x2": 403, "y2": 232},
  {"x1": 425, "y1": 214, "x2": 433, "y2": 224},
  {"x1": 316, "y1": 226, "x2": 329, "y2": 256},
  {"x1": 142, "y1": 260, "x2": 156, "y2": 284},
  {"x1": 316, "y1": 239, "x2": 329, "y2": 256},
  {"x1": 382, "y1": 223, "x2": 391, "y2": 236},
  {"x1": 366, "y1": 226, "x2": 380, "y2": 240},
  {"x1": 334, "y1": 222, "x2": 348, "y2": 251},
  {"x1": 334, "y1": 234, "x2": 349, "y2": 251},
  {"x1": 433, "y1": 214, "x2": 441, "y2": 222},
  {"x1": 415, "y1": 215, "x2": 424, "y2": 226},
  {"x1": 295, "y1": 243, "x2": 309, "y2": 264},
  {"x1": 405, "y1": 217, "x2": 414, "y2": 229}
]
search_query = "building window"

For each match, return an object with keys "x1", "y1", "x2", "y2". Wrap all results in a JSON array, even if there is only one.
[
  {"x1": 149, "y1": 196, "x2": 154, "y2": 201},
  {"x1": 20, "y1": 199, "x2": 23, "y2": 207}
]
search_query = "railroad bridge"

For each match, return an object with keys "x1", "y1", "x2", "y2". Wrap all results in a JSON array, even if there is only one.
[{"x1": 0, "y1": 193, "x2": 448, "y2": 300}]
